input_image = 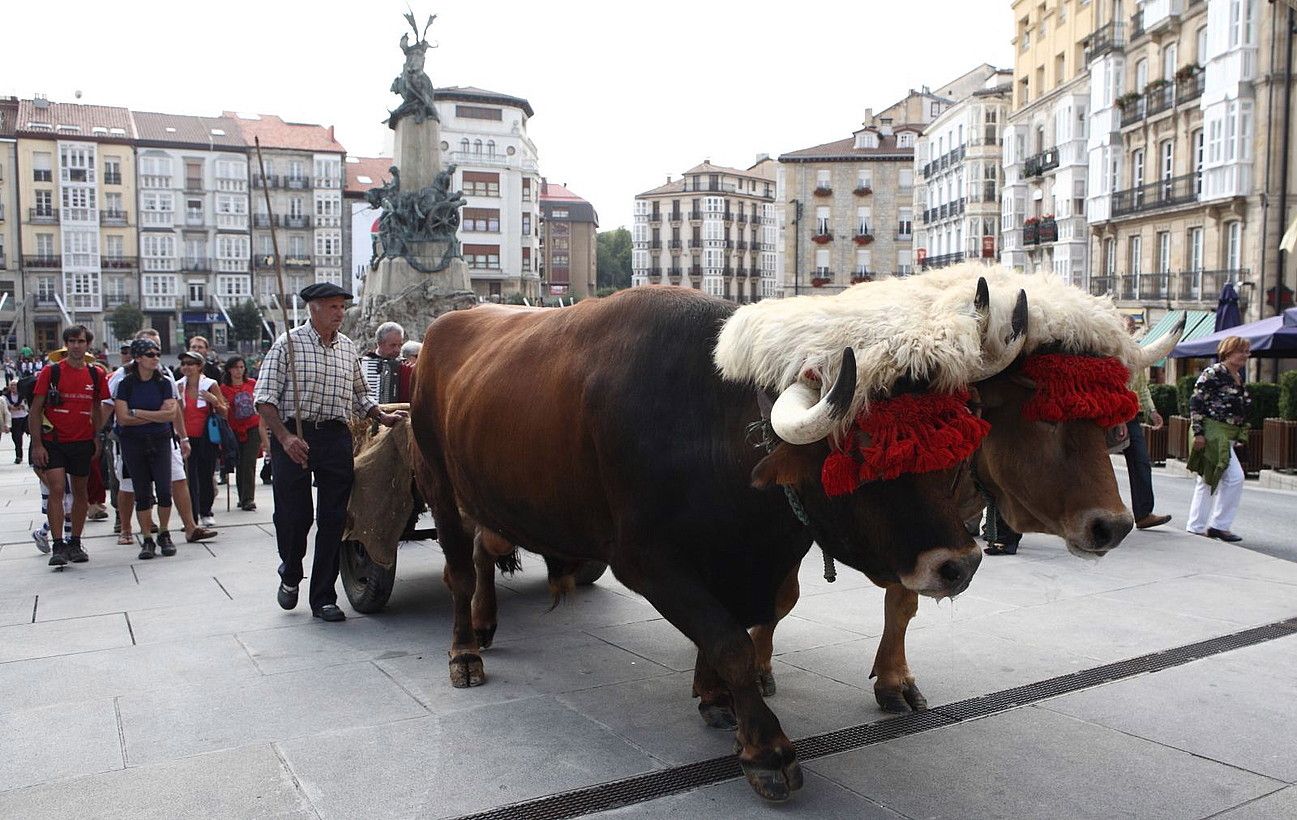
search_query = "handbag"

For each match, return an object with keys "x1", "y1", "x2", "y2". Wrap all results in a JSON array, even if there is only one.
[{"x1": 206, "y1": 413, "x2": 222, "y2": 445}]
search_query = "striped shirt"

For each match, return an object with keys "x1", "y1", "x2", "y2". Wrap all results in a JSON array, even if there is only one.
[{"x1": 253, "y1": 323, "x2": 377, "y2": 422}]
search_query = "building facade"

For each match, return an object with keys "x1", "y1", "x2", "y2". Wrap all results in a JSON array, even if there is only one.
[
  {"x1": 225, "y1": 113, "x2": 345, "y2": 333},
  {"x1": 539, "y1": 182, "x2": 598, "y2": 300},
  {"x1": 343, "y1": 156, "x2": 391, "y2": 298},
  {"x1": 132, "y1": 112, "x2": 249, "y2": 352},
  {"x1": 434, "y1": 87, "x2": 542, "y2": 301},
  {"x1": 1002, "y1": 1, "x2": 1098, "y2": 281},
  {"x1": 1084, "y1": 0, "x2": 1294, "y2": 338},
  {"x1": 631, "y1": 159, "x2": 776, "y2": 303},
  {"x1": 0, "y1": 98, "x2": 20, "y2": 351},
  {"x1": 15, "y1": 98, "x2": 137, "y2": 352},
  {"x1": 914, "y1": 71, "x2": 1014, "y2": 271}
]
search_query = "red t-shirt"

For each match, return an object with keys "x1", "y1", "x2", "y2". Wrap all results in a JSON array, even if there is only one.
[{"x1": 35, "y1": 362, "x2": 111, "y2": 442}]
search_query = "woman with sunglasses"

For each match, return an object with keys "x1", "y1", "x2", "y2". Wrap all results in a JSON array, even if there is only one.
[
  {"x1": 112, "y1": 338, "x2": 180, "y2": 559},
  {"x1": 178, "y1": 351, "x2": 227, "y2": 528}
]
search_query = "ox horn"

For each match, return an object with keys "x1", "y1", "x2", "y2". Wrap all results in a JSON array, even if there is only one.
[
  {"x1": 1135, "y1": 314, "x2": 1187, "y2": 369},
  {"x1": 973, "y1": 276, "x2": 990, "y2": 325},
  {"x1": 770, "y1": 347, "x2": 857, "y2": 445},
  {"x1": 970, "y1": 288, "x2": 1030, "y2": 381}
]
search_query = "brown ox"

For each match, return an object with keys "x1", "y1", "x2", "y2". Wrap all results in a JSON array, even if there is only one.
[{"x1": 409, "y1": 285, "x2": 1012, "y2": 801}]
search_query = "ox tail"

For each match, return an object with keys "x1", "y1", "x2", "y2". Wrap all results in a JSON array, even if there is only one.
[
  {"x1": 543, "y1": 555, "x2": 579, "y2": 612},
  {"x1": 495, "y1": 549, "x2": 523, "y2": 576}
]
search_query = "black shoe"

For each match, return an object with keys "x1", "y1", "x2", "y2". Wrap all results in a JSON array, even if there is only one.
[
  {"x1": 49, "y1": 540, "x2": 68, "y2": 567},
  {"x1": 65, "y1": 538, "x2": 89, "y2": 563},
  {"x1": 277, "y1": 582, "x2": 299, "y2": 610},
  {"x1": 312, "y1": 604, "x2": 346, "y2": 622},
  {"x1": 157, "y1": 531, "x2": 176, "y2": 556},
  {"x1": 1207, "y1": 528, "x2": 1243, "y2": 542},
  {"x1": 138, "y1": 538, "x2": 157, "y2": 560},
  {"x1": 13, "y1": 457, "x2": 20, "y2": 464}
]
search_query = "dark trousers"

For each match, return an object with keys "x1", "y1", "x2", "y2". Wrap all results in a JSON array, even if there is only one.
[
  {"x1": 982, "y1": 508, "x2": 1022, "y2": 547},
  {"x1": 270, "y1": 422, "x2": 354, "y2": 611},
  {"x1": 11, "y1": 416, "x2": 27, "y2": 459},
  {"x1": 1123, "y1": 419, "x2": 1155, "y2": 520},
  {"x1": 120, "y1": 434, "x2": 174, "y2": 512},
  {"x1": 235, "y1": 428, "x2": 261, "y2": 507},
  {"x1": 187, "y1": 436, "x2": 217, "y2": 517}
]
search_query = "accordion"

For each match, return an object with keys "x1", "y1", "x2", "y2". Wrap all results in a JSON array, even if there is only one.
[{"x1": 359, "y1": 356, "x2": 400, "y2": 404}]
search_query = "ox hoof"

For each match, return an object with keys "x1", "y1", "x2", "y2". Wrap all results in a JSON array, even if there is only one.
[
  {"x1": 739, "y1": 756, "x2": 803, "y2": 802},
  {"x1": 474, "y1": 625, "x2": 497, "y2": 649},
  {"x1": 756, "y1": 670, "x2": 777, "y2": 697},
  {"x1": 875, "y1": 681, "x2": 927, "y2": 713},
  {"x1": 698, "y1": 702, "x2": 738, "y2": 730},
  {"x1": 449, "y1": 653, "x2": 486, "y2": 688}
]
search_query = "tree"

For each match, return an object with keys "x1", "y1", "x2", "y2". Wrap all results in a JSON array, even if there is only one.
[
  {"x1": 228, "y1": 299, "x2": 263, "y2": 347},
  {"x1": 596, "y1": 227, "x2": 632, "y2": 291},
  {"x1": 108, "y1": 302, "x2": 144, "y2": 342}
]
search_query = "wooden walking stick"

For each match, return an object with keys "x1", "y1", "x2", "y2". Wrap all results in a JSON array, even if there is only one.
[{"x1": 252, "y1": 137, "x2": 304, "y2": 444}]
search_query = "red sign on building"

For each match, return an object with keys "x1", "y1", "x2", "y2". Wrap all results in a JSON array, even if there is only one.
[{"x1": 981, "y1": 236, "x2": 996, "y2": 258}]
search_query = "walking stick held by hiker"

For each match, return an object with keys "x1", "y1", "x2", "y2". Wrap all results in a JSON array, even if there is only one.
[{"x1": 253, "y1": 137, "x2": 305, "y2": 464}]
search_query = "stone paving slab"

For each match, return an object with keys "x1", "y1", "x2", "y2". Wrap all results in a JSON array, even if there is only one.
[
  {"x1": 805, "y1": 707, "x2": 1283, "y2": 820},
  {"x1": 0, "y1": 743, "x2": 314, "y2": 819},
  {"x1": 0, "y1": 612, "x2": 133, "y2": 664},
  {"x1": 277, "y1": 696, "x2": 661, "y2": 820},
  {"x1": 0, "y1": 697, "x2": 122, "y2": 792},
  {"x1": 1217, "y1": 786, "x2": 1297, "y2": 820}
]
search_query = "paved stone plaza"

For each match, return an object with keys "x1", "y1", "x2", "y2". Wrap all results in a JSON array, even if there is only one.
[{"x1": 2, "y1": 456, "x2": 1296, "y2": 819}]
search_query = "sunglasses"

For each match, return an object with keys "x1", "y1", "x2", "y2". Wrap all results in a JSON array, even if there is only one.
[{"x1": 137, "y1": 352, "x2": 160, "y2": 358}]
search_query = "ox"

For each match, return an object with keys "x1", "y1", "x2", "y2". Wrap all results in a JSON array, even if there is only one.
[
  {"x1": 410, "y1": 282, "x2": 1022, "y2": 801},
  {"x1": 744, "y1": 263, "x2": 1185, "y2": 711}
]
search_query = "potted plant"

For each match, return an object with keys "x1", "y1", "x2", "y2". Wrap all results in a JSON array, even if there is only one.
[
  {"x1": 1174, "y1": 63, "x2": 1201, "y2": 82},
  {"x1": 1116, "y1": 91, "x2": 1142, "y2": 110},
  {"x1": 811, "y1": 232, "x2": 833, "y2": 244},
  {"x1": 1167, "y1": 373, "x2": 1197, "y2": 460},
  {"x1": 1263, "y1": 370, "x2": 1297, "y2": 470},
  {"x1": 813, "y1": 184, "x2": 833, "y2": 197},
  {"x1": 853, "y1": 184, "x2": 873, "y2": 196},
  {"x1": 1144, "y1": 383, "x2": 1179, "y2": 465},
  {"x1": 811, "y1": 276, "x2": 831, "y2": 287},
  {"x1": 1144, "y1": 78, "x2": 1170, "y2": 93},
  {"x1": 851, "y1": 272, "x2": 872, "y2": 284},
  {"x1": 853, "y1": 232, "x2": 874, "y2": 245},
  {"x1": 1242, "y1": 382, "x2": 1279, "y2": 474}
]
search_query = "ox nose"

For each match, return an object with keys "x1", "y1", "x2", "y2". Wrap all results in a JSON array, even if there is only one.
[
  {"x1": 1086, "y1": 511, "x2": 1135, "y2": 553},
  {"x1": 937, "y1": 552, "x2": 980, "y2": 597}
]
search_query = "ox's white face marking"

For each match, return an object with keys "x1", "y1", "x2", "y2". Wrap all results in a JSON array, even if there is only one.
[{"x1": 899, "y1": 544, "x2": 983, "y2": 599}]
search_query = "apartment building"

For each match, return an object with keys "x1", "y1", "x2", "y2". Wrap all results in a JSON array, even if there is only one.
[
  {"x1": 0, "y1": 98, "x2": 19, "y2": 351},
  {"x1": 434, "y1": 87, "x2": 542, "y2": 301},
  {"x1": 1085, "y1": 0, "x2": 1294, "y2": 340},
  {"x1": 631, "y1": 159, "x2": 776, "y2": 304},
  {"x1": 1001, "y1": 0, "x2": 1099, "y2": 281},
  {"x1": 777, "y1": 70, "x2": 998, "y2": 296},
  {"x1": 538, "y1": 182, "x2": 598, "y2": 300},
  {"x1": 343, "y1": 156, "x2": 391, "y2": 295},
  {"x1": 226, "y1": 112, "x2": 345, "y2": 331},
  {"x1": 15, "y1": 97, "x2": 137, "y2": 352},
  {"x1": 132, "y1": 112, "x2": 249, "y2": 351},
  {"x1": 914, "y1": 69, "x2": 1014, "y2": 271}
]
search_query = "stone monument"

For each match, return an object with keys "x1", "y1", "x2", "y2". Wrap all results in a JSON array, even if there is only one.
[{"x1": 345, "y1": 11, "x2": 476, "y2": 343}]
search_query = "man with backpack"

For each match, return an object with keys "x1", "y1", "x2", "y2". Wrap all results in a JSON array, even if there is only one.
[{"x1": 29, "y1": 325, "x2": 110, "y2": 566}]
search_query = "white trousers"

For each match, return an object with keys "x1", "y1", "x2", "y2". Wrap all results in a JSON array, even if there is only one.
[{"x1": 1187, "y1": 447, "x2": 1244, "y2": 534}]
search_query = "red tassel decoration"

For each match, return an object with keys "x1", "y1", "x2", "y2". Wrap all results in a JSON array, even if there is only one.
[{"x1": 1020, "y1": 354, "x2": 1139, "y2": 427}]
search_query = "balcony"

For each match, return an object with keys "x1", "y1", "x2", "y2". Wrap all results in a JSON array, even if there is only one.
[
  {"x1": 254, "y1": 255, "x2": 278, "y2": 270},
  {"x1": 253, "y1": 214, "x2": 279, "y2": 228},
  {"x1": 1176, "y1": 72, "x2": 1204, "y2": 105},
  {"x1": 1175, "y1": 269, "x2": 1248, "y2": 304},
  {"x1": 851, "y1": 269, "x2": 873, "y2": 284},
  {"x1": 103, "y1": 172, "x2": 122, "y2": 186},
  {"x1": 647, "y1": 212, "x2": 661, "y2": 223},
  {"x1": 185, "y1": 178, "x2": 204, "y2": 193},
  {"x1": 669, "y1": 267, "x2": 683, "y2": 278},
  {"x1": 283, "y1": 215, "x2": 312, "y2": 229},
  {"x1": 722, "y1": 211, "x2": 734, "y2": 222},
  {"x1": 682, "y1": 181, "x2": 737, "y2": 193},
  {"x1": 1023, "y1": 221, "x2": 1039, "y2": 245},
  {"x1": 811, "y1": 231, "x2": 833, "y2": 244},
  {"x1": 668, "y1": 239, "x2": 683, "y2": 251},
  {"x1": 185, "y1": 212, "x2": 205, "y2": 227},
  {"x1": 1024, "y1": 147, "x2": 1060, "y2": 177},
  {"x1": 669, "y1": 211, "x2": 683, "y2": 223},
  {"x1": 101, "y1": 256, "x2": 137, "y2": 270},
  {"x1": 1084, "y1": 21, "x2": 1126, "y2": 63},
  {"x1": 100, "y1": 210, "x2": 128, "y2": 226},
  {"x1": 649, "y1": 240, "x2": 662, "y2": 249},
  {"x1": 688, "y1": 211, "x2": 703, "y2": 221},
  {"x1": 853, "y1": 185, "x2": 873, "y2": 196},
  {"x1": 252, "y1": 175, "x2": 280, "y2": 189},
  {"x1": 810, "y1": 270, "x2": 835, "y2": 288},
  {"x1": 104, "y1": 294, "x2": 130, "y2": 309},
  {"x1": 922, "y1": 251, "x2": 965, "y2": 270},
  {"x1": 689, "y1": 265, "x2": 702, "y2": 276},
  {"x1": 813, "y1": 185, "x2": 832, "y2": 197},
  {"x1": 23, "y1": 255, "x2": 61, "y2": 269},
  {"x1": 35, "y1": 293, "x2": 59, "y2": 308},
  {"x1": 1112, "y1": 173, "x2": 1198, "y2": 217},
  {"x1": 852, "y1": 231, "x2": 874, "y2": 246},
  {"x1": 736, "y1": 213, "x2": 747, "y2": 224},
  {"x1": 1144, "y1": 82, "x2": 1175, "y2": 118},
  {"x1": 181, "y1": 258, "x2": 212, "y2": 273},
  {"x1": 1090, "y1": 269, "x2": 1249, "y2": 305},
  {"x1": 284, "y1": 176, "x2": 310, "y2": 190},
  {"x1": 1119, "y1": 96, "x2": 1146, "y2": 127},
  {"x1": 736, "y1": 240, "x2": 748, "y2": 251},
  {"x1": 1038, "y1": 217, "x2": 1058, "y2": 243},
  {"x1": 29, "y1": 208, "x2": 59, "y2": 224}
]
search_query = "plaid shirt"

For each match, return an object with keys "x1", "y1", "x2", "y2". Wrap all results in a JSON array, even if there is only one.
[{"x1": 253, "y1": 323, "x2": 377, "y2": 422}]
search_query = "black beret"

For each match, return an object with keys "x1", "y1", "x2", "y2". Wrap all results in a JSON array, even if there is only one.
[{"x1": 299, "y1": 282, "x2": 354, "y2": 302}]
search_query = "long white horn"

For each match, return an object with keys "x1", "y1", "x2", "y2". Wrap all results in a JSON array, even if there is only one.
[
  {"x1": 1136, "y1": 315, "x2": 1187, "y2": 369},
  {"x1": 770, "y1": 348, "x2": 857, "y2": 445}
]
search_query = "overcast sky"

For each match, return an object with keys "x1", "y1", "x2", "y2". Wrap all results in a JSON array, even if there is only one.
[{"x1": 2, "y1": 0, "x2": 1013, "y2": 230}]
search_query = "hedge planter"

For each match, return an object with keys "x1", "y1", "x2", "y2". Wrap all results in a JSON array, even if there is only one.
[
  {"x1": 1167, "y1": 416, "x2": 1190, "y2": 460},
  {"x1": 1262, "y1": 418, "x2": 1297, "y2": 470},
  {"x1": 1142, "y1": 423, "x2": 1168, "y2": 466},
  {"x1": 1241, "y1": 428, "x2": 1266, "y2": 475}
]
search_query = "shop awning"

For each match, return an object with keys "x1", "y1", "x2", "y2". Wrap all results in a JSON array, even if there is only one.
[{"x1": 1142, "y1": 310, "x2": 1214, "y2": 366}]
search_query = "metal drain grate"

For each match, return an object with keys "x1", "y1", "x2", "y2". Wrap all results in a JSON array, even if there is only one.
[{"x1": 451, "y1": 616, "x2": 1297, "y2": 820}]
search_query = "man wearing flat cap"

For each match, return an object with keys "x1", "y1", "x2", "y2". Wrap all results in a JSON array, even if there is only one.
[{"x1": 254, "y1": 282, "x2": 406, "y2": 622}]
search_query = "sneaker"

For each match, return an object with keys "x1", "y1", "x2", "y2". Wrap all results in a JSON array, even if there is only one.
[
  {"x1": 157, "y1": 531, "x2": 176, "y2": 557},
  {"x1": 113, "y1": 518, "x2": 121, "y2": 534},
  {"x1": 32, "y1": 528, "x2": 51, "y2": 554},
  {"x1": 277, "y1": 582, "x2": 299, "y2": 610},
  {"x1": 49, "y1": 540, "x2": 68, "y2": 567},
  {"x1": 200, "y1": 515, "x2": 216, "y2": 528},
  {"x1": 138, "y1": 538, "x2": 157, "y2": 560},
  {"x1": 65, "y1": 537, "x2": 89, "y2": 563}
]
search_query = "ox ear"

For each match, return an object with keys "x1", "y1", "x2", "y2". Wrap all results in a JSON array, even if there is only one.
[{"x1": 752, "y1": 442, "x2": 827, "y2": 489}]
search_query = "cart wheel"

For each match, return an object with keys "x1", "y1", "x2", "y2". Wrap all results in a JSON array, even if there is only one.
[
  {"x1": 340, "y1": 539, "x2": 396, "y2": 613},
  {"x1": 572, "y1": 560, "x2": 608, "y2": 586}
]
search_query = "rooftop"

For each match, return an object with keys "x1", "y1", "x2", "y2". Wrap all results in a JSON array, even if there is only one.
[
  {"x1": 132, "y1": 111, "x2": 245, "y2": 149},
  {"x1": 221, "y1": 112, "x2": 344, "y2": 153},
  {"x1": 435, "y1": 86, "x2": 534, "y2": 118},
  {"x1": 780, "y1": 133, "x2": 915, "y2": 162},
  {"x1": 16, "y1": 98, "x2": 134, "y2": 140},
  {"x1": 344, "y1": 156, "x2": 395, "y2": 197}
]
